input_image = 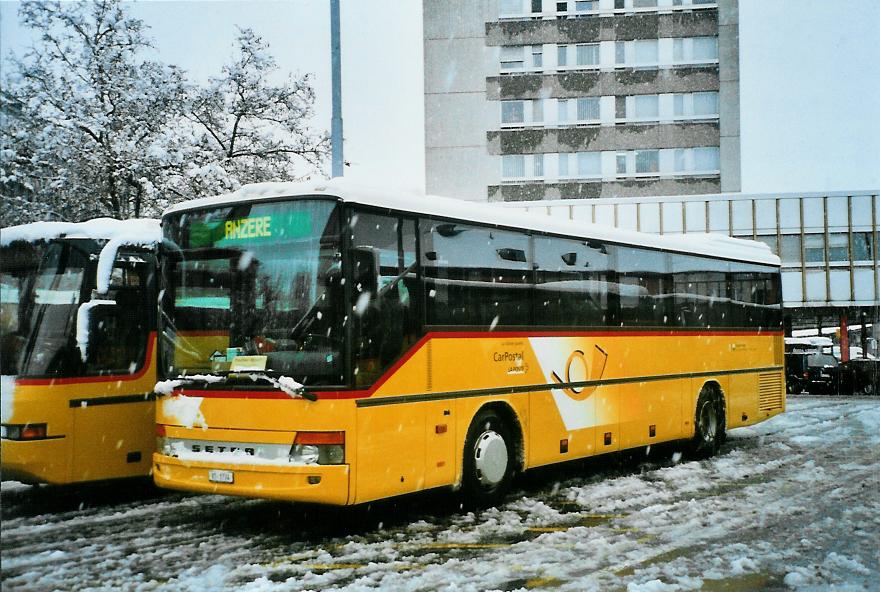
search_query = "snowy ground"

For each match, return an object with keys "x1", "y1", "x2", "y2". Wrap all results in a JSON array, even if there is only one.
[{"x1": 2, "y1": 396, "x2": 878, "y2": 592}]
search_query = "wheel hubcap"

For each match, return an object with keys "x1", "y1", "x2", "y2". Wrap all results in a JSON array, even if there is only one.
[
  {"x1": 473, "y1": 430, "x2": 508, "y2": 487},
  {"x1": 699, "y1": 401, "x2": 717, "y2": 443}
]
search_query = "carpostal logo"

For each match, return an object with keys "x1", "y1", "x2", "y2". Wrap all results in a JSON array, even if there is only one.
[
  {"x1": 529, "y1": 338, "x2": 609, "y2": 431},
  {"x1": 550, "y1": 346, "x2": 608, "y2": 401},
  {"x1": 494, "y1": 350, "x2": 529, "y2": 375}
]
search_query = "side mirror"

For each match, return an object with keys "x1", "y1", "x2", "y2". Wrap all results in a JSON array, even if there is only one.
[
  {"x1": 75, "y1": 299, "x2": 116, "y2": 362},
  {"x1": 350, "y1": 247, "x2": 379, "y2": 296}
]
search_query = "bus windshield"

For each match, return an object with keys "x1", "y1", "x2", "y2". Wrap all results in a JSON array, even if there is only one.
[
  {"x1": 1, "y1": 240, "x2": 91, "y2": 377},
  {"x1": 161, "y1": 198, "x2": 344, "y2": 386}
]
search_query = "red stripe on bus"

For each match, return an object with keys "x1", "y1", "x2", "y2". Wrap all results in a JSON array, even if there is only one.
[
  {"x1": 177, "y1": 331, "x2": 230, "y2": 337},
  {"x1": 15, "y1": 334, "x2": 157, "y2": 387}
]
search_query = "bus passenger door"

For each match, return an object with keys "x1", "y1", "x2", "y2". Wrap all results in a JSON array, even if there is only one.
[
  {"x1": 349, "y1": 212, "x2": 431, "y2": 502},
  {"x1": 72, "y1": 255, "x2": 155, "y2": 481}
]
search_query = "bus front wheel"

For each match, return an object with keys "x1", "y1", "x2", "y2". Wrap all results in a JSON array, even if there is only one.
[
  {"x1": 461, "y1": 409, "x2": 515, "y2": 507},
  {"x1": 690, "y1": 386, "x2": 725, "y2": 458}
]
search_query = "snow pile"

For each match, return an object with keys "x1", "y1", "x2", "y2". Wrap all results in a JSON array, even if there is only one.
[
  {"x1": 275, "y1": 376, "x2": 305, "y2": 396},
  {"x1": 94, "y1": 221, "x2": 163, "y2": 294},
  {"x1": 1, "y1": 218, "x2": 159, "y2": 247},
  {"x1": 161, "y1": 395, "x2": 207, "y2": 430},
  {"x1": 154, "y1": 374, "x2": 226, "y2": 395},
  {"x1": 75, "y1": 300, "x2": 116, "y2": 361}
]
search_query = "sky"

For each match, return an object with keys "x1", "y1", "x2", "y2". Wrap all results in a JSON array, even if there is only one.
[{"x1": 1, "y1": 0, "x2": 878, "y2": 196}]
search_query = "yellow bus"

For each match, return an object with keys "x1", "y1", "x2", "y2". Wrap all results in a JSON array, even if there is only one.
[
  {"x1": 1, "y1": 218, "x2": 160, "y2": 484},
  {"x1": 153, "y1": 181, "x2": 784, "y2": 506}
]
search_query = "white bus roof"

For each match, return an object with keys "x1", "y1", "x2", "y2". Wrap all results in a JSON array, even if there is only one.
[
  {"x1": 1, "y1": 218, "x2": 160, "y2": 247},
  {"x1": 163, "y1": 179, "x2": 780, "y2": 266}
]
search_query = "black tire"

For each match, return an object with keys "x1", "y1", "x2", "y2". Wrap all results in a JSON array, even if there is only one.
[
  {"x1": 460, "y1": 409, "x2": 516, "y2": 508},
  {"x1": 690, "y1": 386, "x2": 725, "y2": 459}
]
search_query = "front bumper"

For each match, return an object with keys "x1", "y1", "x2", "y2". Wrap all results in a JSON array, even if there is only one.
[{"x1": 152, "y1": 453, "x2": 351, "y2": 505}]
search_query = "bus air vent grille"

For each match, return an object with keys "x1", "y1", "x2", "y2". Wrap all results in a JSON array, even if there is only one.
[{"x1": 758, "y1": 372, "x2": 783, "y2": 411}]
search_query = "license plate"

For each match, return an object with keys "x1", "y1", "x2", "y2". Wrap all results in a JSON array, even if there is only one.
[
  {"x1": 208, "y1": 469, "x2": 234, "y2": 484},
  {"x1": 821, "y1": 373, "x2": 830, "y2": 378}
]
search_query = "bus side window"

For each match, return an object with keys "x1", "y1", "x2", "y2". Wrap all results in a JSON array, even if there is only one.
[
  {"x1": 85, "y1": 258, "x2": 152, "y2": 375},
  {"x1": 349, "y1": 212, "x2": 420, "y2": 387}
]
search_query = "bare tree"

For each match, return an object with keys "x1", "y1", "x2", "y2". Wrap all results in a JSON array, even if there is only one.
[{"x1": 172, "y1": 28, "x2": 329, "y2": 198}]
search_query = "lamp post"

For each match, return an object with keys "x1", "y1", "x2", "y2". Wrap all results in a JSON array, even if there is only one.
[{"x1": 330, "y1": 0, "x2": 343, "y2": 178}]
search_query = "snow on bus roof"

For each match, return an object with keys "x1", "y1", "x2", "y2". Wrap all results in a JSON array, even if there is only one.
[
  {"x1": 1, "y1": 217, "x2": 161, "y2": 247},
  {"x1": 162, "y1": 179, "x2": 779, "y2": 266},
  {"x1": 1, "y1": 218, "x2": 162, "y2": 296}
]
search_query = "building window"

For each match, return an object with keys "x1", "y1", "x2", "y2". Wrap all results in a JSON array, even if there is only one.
[
  {"x1": 558, "y1": 153, "x2": 570, "y2": 177},
  {"x1": 532, "y1": 0, "x2": 543, "y2": 13},
  {"x1": 532, "y1": 99, "x2": 544, "y2": 122},
  {"x1": 616, "y1": 153, "x2": 628, "y2": 175},
  {"x1": 693, "y1": 37, "x2": 719, "y2": 60},
  {"x1": 693, "y1": 147, "x2": 719, "y2": 171},
  {"x1": 673, "y1": 39, "x2": 684, "y2": 62},
  {"x1": 803, "y1": 234, "x2": 825, "y2": 263},
  {"x1": 502, "y1": 155, "x2": 525, "y2": 178},
  {"x1": 575, "y1": 0, "x2": 598, "y2": 12},
  {"x1": 577, "y1": 152, "x2": 601, "y2": 177},
  {"x1": 674, "y1": 37, "x2": 718, "y2": 64},
  {"x1": 853, "y1": 233, "x2": 874, "y2": 262},
  {"x1": 557, "y1": 45, "x2": 569, "y2": 67},
  {"x1": 615, "y1": 41, "x2": 626, "y2": 64},
  {"x1": 674, "y1": 147, "x2": 720, "y2": 173},
  {"x1": 633, "y1": 40, "x2": 658, "y2": 65},
  {"x1": 635, "y1": 150, "x2": 659, "y2": 173},
  {"x1": 633, "y1": 0, "x2": 657, "y2": 7},
  {"x1": 558, "y1": 99, "x2": 569, "y2": 122},
  {"x1": 693, "y1": 92, "x2": 719, "y2": 116},
  {"x1": 500, "y1": 46, "x2": 525, "y2": 71},
  {"x1": 532, "y1": 45, "x2": 544, "y2": 68},
  {"x1": 557, "y1": 1, "x2": 568, "y2": 12},
  {"x1": 827, "y1": 233, "x2": 850, "y2": 262},
  {"x1": 674, "y1": 94, "x2": 685, "y2": 116},
  {"x1": 633, "y1": 94, "x2": 659, "y2": 119},
  {"x1": 576, "y1": 44, "x2": 600, "y2": 66},
  {"x1": 502, "y1": 154, "x2": 546, "y2": 180},
  {"x1": 615, "y1": 0, "x2": 625, "y2": 9},
  {"x1": 779, "y1": 235, "x2": 801, "y2": 264},
  {"x1": 577, "y1": 97, "x2": 600, "y2": 121},
  {"x1": 501, "y1": 101, "x2": 525, "y2": 124},
  {"x1": 674, "y1": 92, "x2": 719, "y2": 118}
]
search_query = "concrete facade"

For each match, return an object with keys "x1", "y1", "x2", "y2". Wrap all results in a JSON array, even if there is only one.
[{"x1": 424, "y1": 0, "x2": 741, "y2": 201}]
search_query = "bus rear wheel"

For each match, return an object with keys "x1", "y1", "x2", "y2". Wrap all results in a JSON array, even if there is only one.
[
  {"x1": 690, "y1": 386, "x2": 725, "y2": 458},
  {"x1": 461, "y1": 409, "x2": 515, "y2": 508}
]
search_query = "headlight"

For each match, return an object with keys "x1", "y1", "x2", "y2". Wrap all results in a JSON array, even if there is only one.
[{"x1": 289, "y1": 431, "x2": 345, "y2": 465}]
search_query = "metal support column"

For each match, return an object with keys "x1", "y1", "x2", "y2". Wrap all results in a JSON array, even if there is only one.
[{"x1": 331, "y1": 0, "x2": 344, "y2": 178}]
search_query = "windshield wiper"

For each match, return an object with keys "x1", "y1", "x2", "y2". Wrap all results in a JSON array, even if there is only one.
[
  {"x1": 154, "y1": 373, "x2": 228, "y2": 395},
  {"x1": 155, "y1": 370, "x2": 316, "y2": 401},
  {"x1": 240, "y1": 371, "x2": 316, "y2": 401}
]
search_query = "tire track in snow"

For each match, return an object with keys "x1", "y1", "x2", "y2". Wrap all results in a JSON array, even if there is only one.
[{"x1": 2, "y1": 397, "x2": 877, "y2": 591}]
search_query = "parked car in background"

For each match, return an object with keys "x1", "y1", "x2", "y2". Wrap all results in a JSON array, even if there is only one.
[
  {"x1": 841, "y1": 358, "x2": 879, "y2": 396},
  {"x1": 785, "y1": 351, "x2": 840, "y2": 395}
]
